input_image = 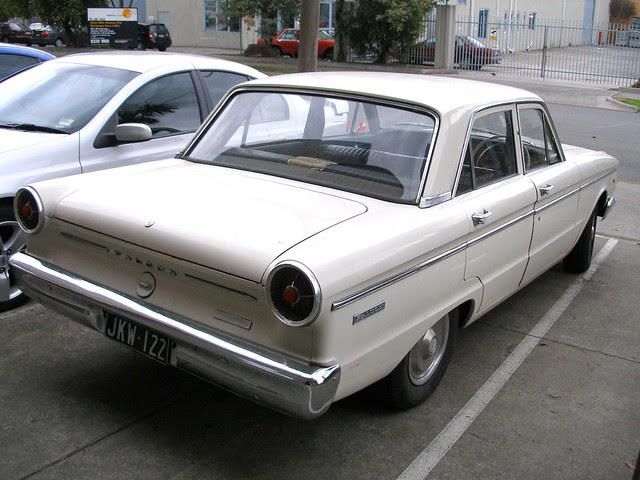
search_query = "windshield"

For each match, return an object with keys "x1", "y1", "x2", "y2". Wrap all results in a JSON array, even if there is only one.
[
  {"x1": 186, "y1": 91, "x2": 436, "y2": 204},
  {"x1": 0, "y1": 61, "x2": 138, "y2": 134}
]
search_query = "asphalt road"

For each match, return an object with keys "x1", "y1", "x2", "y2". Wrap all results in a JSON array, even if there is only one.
[{"x1": 1, "y1": 53, "x2": 639, "y2": 480}]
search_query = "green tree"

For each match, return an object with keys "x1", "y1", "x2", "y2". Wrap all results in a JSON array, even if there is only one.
[
  {"x1": 218, "y1": 0, "x2": 300, "y2": 40},
  {"x1": 0, "y1": 0, "x2": 32, "y2": 22},
  {"x1": 343, "y1": 0, "x2": 435, "y2": 64},
  {"x1": 31, "y1": 0, "x2": 108, "y2": 46},
  {"x1": 610, "y1": 0, "x2": 637, "y2": 22}
]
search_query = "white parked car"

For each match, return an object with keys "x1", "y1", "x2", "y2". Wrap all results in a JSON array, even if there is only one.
[
  {"x1": 10, "y1": 72, "x2": 617, "y2": 419},
  {"x1": 0, "y1": 51, "x2": 264, "y2": 311}
]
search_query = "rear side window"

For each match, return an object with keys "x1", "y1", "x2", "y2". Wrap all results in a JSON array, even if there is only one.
[
  {"x1": 457, "y1": 108, "x2": 518, "y2": 194},
  {"x1": 199, "y1": 71, "x2": 250, "y2": 106},
  {"x1": 118, "y1": 72, "x2": 200, "y2": 136}
]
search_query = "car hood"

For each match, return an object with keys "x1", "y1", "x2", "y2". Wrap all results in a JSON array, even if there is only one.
[
  {"x1": 0, "y1": 129, "x2": 65, "y2": 153},
  {"x1": 52, "y1": 160, "x2": 368, "y2": 282}
]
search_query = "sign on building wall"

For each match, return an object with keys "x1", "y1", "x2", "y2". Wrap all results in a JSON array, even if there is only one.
[{"x1": 87, "y1": 8, "x2": 138, "y2": 48}]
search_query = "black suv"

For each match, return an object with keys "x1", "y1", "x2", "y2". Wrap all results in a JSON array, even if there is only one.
[{"x1": 136, "y1": 23, "x2": 171, "y2": 51}]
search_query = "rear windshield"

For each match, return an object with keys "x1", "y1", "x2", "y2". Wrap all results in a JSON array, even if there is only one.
[
  {"x1": 186, "y1": 91, "x2": 436, "y2": 204},
  {"x1": 150, "y1": 24, "x2": 169, "y2": 34}
]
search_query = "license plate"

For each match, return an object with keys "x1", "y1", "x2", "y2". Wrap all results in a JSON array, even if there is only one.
[{"x1": 104, "y1": 312, "x2": 171, "y2": 364}]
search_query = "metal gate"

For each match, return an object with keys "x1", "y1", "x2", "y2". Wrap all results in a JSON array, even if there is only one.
[
  {"x1": 454, "y1": 17, "x2": 640, "y2": 86},
  {"x1": 390, "y1": 16, "x2": 640, "y2": 87}
]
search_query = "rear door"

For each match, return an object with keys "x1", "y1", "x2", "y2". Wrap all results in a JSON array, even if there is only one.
[{"x1": 517, "y1": 103, "x2": 581, "y2": 285}]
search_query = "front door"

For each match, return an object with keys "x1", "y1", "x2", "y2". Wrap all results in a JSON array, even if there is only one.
[{"x1": 518, "y1": 104, "x2": 581, "y2": 286}]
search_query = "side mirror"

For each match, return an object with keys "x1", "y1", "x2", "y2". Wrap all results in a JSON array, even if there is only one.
[{"x1": 115, "y1": 123, "x2": 153, "y2": 143}]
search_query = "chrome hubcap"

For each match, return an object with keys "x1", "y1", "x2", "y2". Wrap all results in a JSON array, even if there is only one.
[
  {"x1": 408, "y1": 315, "x2": 449, "y2": 386},
  {"x1": 0, "y1": 219, "x2": 26, "y2": 303}
]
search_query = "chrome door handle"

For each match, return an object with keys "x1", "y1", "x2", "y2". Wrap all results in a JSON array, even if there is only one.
[
  {"x1": 540, "y1": 184, "x2": 554, "y2": 196},
  {"x1": 472, "y1": 209, "x2": 493, "y2": 226}
]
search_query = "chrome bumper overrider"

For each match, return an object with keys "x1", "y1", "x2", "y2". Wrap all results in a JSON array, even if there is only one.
[
  {"x1": 602, "y1": 196, "x2": 616, "y2": 220},
  {"x1": 10, "y1": 252, "x2": 340, "y2": 419}
]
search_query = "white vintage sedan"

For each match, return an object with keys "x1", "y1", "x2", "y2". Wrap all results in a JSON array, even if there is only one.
[{"x1": 10, "y1": 72, "x2": 617, "y2": 419}]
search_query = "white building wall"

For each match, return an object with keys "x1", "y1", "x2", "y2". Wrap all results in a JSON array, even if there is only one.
[
  {"x1": 457, "y1": 0, "x2": 610, "y2": 26},
  {"x1": 145, "y1": 0, "x2": 258, "y2": 50}
]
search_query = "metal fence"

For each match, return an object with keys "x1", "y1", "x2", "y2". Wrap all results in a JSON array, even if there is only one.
[{"x1": 388, "y1": 16, "x2": 640, "y2": 86}]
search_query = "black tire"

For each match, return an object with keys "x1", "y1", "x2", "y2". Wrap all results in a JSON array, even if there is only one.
[
  {"x1": 322, "y1": 47, "x2": 334, "y2": 60},
  {"x1": 564, "y1": 207, "x2": 597, "y2": 273},
  {"x1": 26, "y1": 40, "x2": 32, "y2": 46},
  {"x1": 54, "y1": 38, "x2": 63, "y2": 48},
  {"x1": 136, "y1": 41, "x2": 146, "y2": 50},
  {"x1": 0, "y1": 203, "x2": 28, "y2": 312},
  {"x1": 380, "y1": 310, "x2": 458, "y2": 409},
  {"x1": 158, "y1": 46, "x2": 167, "y2": 52},
  {"x1": 272, "y1": 45, "x2": 282, "y2": 57}
]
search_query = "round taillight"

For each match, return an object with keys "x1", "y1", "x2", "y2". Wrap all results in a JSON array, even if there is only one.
[
  {"x1": 267, "y1": 262, "x2": 321, "y2": 327},
  {"x1": 14, "y1": 187, "x2": 44, "y2": 234}
]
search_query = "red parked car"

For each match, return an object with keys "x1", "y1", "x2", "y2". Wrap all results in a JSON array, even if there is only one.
[
  {"x1": 258, "y1": 28, "x2": 334, "y2": 59},
  {"x1": 1, "y1": 22, "x2": 33, "y2": 46},
  {"x1": 407, "y1": 35, "x2": 501, "y2": 70}
]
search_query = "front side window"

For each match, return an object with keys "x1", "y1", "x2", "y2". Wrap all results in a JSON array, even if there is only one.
[
  {"x1": 187, "y1": 91, "x2": 436, "y2": 203},
  {"x1": 118, "y1": 72, "x2": 201, "y2": 136},
  {"x1": 457, "y1": 108, "x2": 518, "y2": 194},
  {"x1": 519, "y1": 107, "x2": 561, "y2": 171}
]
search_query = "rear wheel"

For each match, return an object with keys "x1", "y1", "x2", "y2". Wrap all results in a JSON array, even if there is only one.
[
  {"x1": 272, "y1": 45, "x2": 282, "y2": 57},
  {"x1": 564, "y1": 207, "x2": 597, "y2": 273},
  {"x1": 380, "y1": 311, "x2": 458, "y2": 408},
  {"x1": 0, "y1": 203, "x2": 28, "y2": 312},
  {"x1": 54, "y1": 37, "x2": 63, "y2": 48}
]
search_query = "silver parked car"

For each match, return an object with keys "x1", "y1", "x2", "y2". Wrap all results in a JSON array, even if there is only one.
[{"x1": 0, "y1": 51, "x2": 264, "y2": 311}]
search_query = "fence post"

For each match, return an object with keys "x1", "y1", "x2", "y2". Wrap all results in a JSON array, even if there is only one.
[
  {"x1": 435, "y1": 4, "x2": 456, "y2": 69},
  {"x1": 541, "y1": 25, "x2": 549, "y2": 78}
]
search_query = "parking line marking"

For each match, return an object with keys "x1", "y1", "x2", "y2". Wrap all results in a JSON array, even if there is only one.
[{"x1": 397, "y1": 238, "x2": 618, "y2": 480}]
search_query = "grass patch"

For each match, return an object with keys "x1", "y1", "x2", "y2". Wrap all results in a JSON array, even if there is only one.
[
  {"x1": 254, "y1": 64, "x2": 298, "y2": 75},
  {"x1": 618, "y1": 98, "x2": 640, "y2": 109}
]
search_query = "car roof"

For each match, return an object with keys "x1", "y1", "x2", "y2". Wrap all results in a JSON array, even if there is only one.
[
  {"x1": 0, "y1": 43, "x2": 56, "y2": 60},
  {"x1": 239, "y1": 71, "x2": 541, "y2": 113},
  {"x1": 53, "y1": 51, "x2": 263, "y2": 77}
]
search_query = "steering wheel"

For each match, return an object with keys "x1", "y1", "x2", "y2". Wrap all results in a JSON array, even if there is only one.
[{"x1": 472, "y1": 135, "x2": 505, "y2": 169}]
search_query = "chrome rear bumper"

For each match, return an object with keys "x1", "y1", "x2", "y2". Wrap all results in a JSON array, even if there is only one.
[{"x1": 10, "y1": 252, "x2": 340, "y2": 419}]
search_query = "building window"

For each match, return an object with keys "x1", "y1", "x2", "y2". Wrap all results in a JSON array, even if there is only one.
[
  {"x1": 478, "y1": 9, "x2": 489, "y2": 38},
  {"x1": 204, "y1": 0, "x2": 240, "y2": 32},
  {"x1": 458, "y1": 0, "x2": 467, "y2": 5},
  {"x1": 528, "y1": 12, "x2": 537, "y2": 30}
]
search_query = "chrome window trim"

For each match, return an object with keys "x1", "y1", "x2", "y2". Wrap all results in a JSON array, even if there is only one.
[
  {"x1": 420, "y1": 191, "x2": 452, "y2": 208},
  {"x1": 183, "y1": 85, "x2": 440, "y2": 206}
]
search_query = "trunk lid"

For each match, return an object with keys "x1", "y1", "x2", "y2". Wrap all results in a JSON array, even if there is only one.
[{"x1": 53, "y1": 161, "x2": 367, "y2": 282}]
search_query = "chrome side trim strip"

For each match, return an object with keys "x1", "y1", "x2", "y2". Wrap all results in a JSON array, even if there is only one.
[
  {"x1": 332, "y1": 208, "x2": 536, "y2": 311},
  {"x1": 466, "y1": 210, "x2": 535, "y2": 248},
  {"x1": 533, "y1": 187, "x2": 579, "y2": 214},
  {"x1": 331, "y1": 242, "x2": 467, "y2": 311},
  {"x1": 580, "y1": 170, "x2": 616, "y2": 190}
]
